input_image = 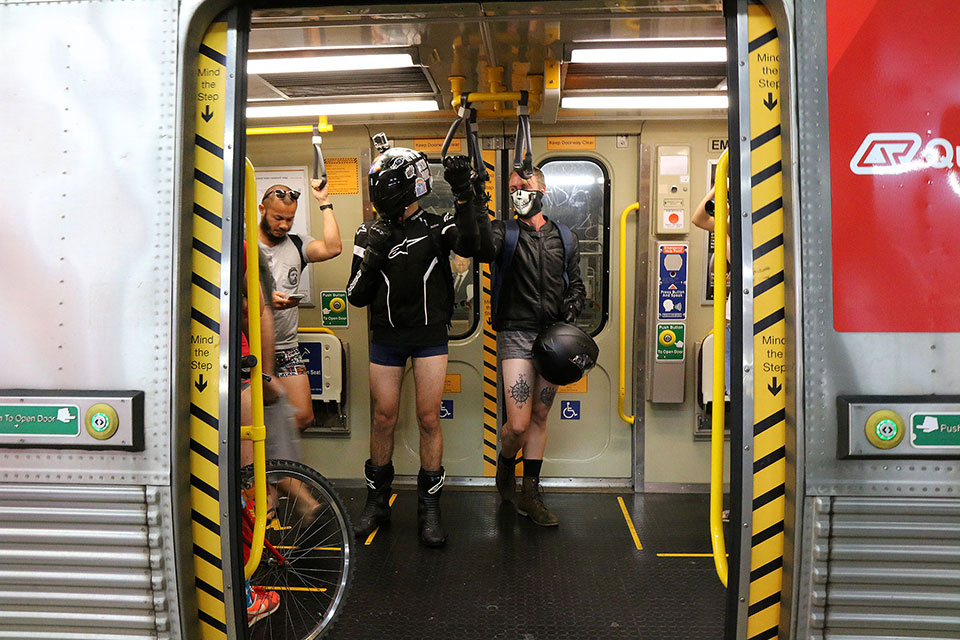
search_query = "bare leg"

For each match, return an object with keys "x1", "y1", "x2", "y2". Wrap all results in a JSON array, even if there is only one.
[
  {"x1": 411, "y1": 354, "x2": 448, "y2": 470},
  {"x1": 279, "y1": 372, "x2": 314, "y2": 432},
  {"x1": 523, "y1": 373, "x2": 557, "y2": 459},
  {"x1": 368, "y1": 363, "x2": 404, "y2": 465},
  {"x1": 499, "y1": 358, "x2": 536, "y2": 458}
]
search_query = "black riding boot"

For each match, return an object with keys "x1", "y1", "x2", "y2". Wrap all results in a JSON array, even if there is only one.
[
  {"x1": 417, "y1": 467, "x2": 448, "y2": 548},
  {"x1": 354, "y1": 459, "x2": 394, "y2": 539}
]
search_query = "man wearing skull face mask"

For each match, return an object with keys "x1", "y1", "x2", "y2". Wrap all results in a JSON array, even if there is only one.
[{"x1": 475, "y1": 167, "x2": 586, "y2": 526}]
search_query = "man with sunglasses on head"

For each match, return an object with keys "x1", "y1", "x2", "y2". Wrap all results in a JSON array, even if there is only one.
[{"x1": 258, "y1": 179, "x2": 342, "y2": 432}]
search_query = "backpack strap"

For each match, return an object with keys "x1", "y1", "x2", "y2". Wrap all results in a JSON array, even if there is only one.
[
  {"x1": 491, "y1": 219, "x2": 520, "y2": 323},
  {"x1": 288, "y1": 233, "x2": 308, "y2": 271}
]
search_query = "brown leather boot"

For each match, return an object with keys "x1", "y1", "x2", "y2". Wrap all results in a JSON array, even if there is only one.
[{"x1": 515, "y1": 476, "x2": 559, "y2": 526}]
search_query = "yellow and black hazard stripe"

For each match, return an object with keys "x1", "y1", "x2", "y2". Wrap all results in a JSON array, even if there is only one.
[
  {"x1": 746, "y1": 5, "x2": 786, "y2": 640},
  {"x1": 479, "y1": 149, "x2": 500, "y2": 476},
  {"x1": 190, "y1": 21, "x2": 229, "y2": 640}
]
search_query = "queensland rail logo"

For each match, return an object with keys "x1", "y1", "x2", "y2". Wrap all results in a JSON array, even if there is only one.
[{"x1": 850, "y1": 132, "x2": 959, "y2": 175}]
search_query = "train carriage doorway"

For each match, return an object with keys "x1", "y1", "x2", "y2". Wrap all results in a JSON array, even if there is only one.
[{"x1": 182, "y1": 1, "x2": 794, "y2": 638}]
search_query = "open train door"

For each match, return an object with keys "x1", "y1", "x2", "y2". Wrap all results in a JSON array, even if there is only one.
[
  {"x1": 721, "y1": 1, "x2": 792, "y2": 638},
  {"x1": 726, "y1": 1, "x2": 960, "y2": 639}
]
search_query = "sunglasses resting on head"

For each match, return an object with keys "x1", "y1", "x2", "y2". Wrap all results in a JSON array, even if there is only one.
[{"x1": 262, "y1": 188, "x2": 301, "y2": 202}]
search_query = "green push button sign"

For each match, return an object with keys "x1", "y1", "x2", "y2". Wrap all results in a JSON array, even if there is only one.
[
  {"x1": 911, "y1": 413, "x2": 960, "y2": 448},
  {"x1": 0, "y1": 404, "x2": 81, "y2": 437}
]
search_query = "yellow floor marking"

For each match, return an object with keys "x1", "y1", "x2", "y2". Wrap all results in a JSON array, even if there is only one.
[
  {"x1": 657, "y1": 553, "x2": 719, "y2": 558},
  {"x1": 364, "y1": 493, "x2": 398, "y2": 546},
  {"x1": 617, "y1": 496, "x2": 643, "y2": 550},
  {"x1": 261, "y1": 586, "x2": 327, "y2": 592}
]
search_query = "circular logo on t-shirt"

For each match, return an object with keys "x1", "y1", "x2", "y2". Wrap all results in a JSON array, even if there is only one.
[{"x1": 287, "y1": 266, "x2": 300, "y2": 287}]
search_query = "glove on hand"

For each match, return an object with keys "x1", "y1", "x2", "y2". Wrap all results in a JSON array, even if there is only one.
[
  {"x1": 443, "y1": 155, "x2": 477, "y2": 201},
  {"x1": 362, "y1": 219, "x2": 393, "y2": 270},
  {"x1": 562, "y1": 301, "x2": 579, "y2": 324}
]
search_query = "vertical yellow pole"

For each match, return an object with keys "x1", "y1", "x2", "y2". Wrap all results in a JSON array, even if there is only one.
[
  {"x1": 618, "y1": 202, "x2": 639, "y2": 425},
  {"x1": 711, "y1": 149, "x2": 730, "y2": 587},
  {"x1": 242, "y1": 158, "x2": 267, "y2": 579}
]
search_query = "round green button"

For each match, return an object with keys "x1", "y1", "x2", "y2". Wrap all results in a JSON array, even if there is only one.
[{"x1": 875, "y1": 419, "x2": 898, "y2": 441}]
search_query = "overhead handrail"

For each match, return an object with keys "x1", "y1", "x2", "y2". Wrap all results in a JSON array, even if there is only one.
[
  {"x1": 618, "y1": 202, "x2": 639, "y2": 425},
  {"x1": 241, "y1": 157, "x2": 267, "y2": 580},
  {"x1": 246, "y1": 120, "x2": 334, "y2": 136},
  {"x1": 448, "y1": 74, "x2": 543, "y2": 118},
  {"x1": 710, "y1": 148, "x2": 730, "y2": 587}
]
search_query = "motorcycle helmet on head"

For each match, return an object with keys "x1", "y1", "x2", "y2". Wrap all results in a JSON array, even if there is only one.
[
  {"x1": 368, "y1": 147, "x2": 432, "y2": 220},
  {"x1": 532, "y1": 322, "x2": 599, "y2": 386}
]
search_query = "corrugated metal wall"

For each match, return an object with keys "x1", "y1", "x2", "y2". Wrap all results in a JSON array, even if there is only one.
[
  {"x1": 807, "y1": 496, "x2": 960, "y2": 640},
  {"x1": 0, "y1": 485, "x2": 171, "y2": 640}
]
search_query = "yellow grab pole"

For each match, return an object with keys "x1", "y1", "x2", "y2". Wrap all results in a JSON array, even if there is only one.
[
  {"x1": 246, "y1": 120, "x2": 334, "y2": 137},
  {"x1": 618, "y1": 202, "x2": 639, "y2": 425},
  {"x1": 710, "y1": 149, "x2": 730, "y2": 587},
  {"x1": 298, "y1": 327, "x2": 335, "y2": 335},
  {"x1": 242, "y1": 157, "x2": 267, "y2": 579}
]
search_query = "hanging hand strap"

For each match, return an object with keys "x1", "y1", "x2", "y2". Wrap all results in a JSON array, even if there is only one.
[
  {"x1": 513, "y1": 91, "x2": 533, "y2": 179},
  {"x1": 312, "y1": 124, "x2": 327, "y2": 190}
]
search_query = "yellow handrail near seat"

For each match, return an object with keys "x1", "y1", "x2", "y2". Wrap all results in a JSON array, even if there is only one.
[
  {"x1": 710, "y1": 149, "x2": 730, "y2": 587},
  {"x1": 618, "y1": 202, "x2": 639, "y2": 425},
  {"x1": 241, "y1": 157, "x2": 267, "y2": 579}
]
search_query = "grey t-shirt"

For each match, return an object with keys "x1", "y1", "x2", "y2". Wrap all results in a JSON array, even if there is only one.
[{"x1": 259, "y1": 233, "x2": 315, "y2": 350}]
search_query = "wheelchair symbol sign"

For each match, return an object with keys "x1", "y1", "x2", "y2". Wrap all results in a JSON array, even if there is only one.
[
  {"x1": 560, "y1": 400, "x2": 580, "y2": 420},
  {"x1": 440, "y1": 400, "x2": 454, "y2": 419}
]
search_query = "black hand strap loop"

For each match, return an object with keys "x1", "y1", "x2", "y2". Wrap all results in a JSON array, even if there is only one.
[
  {"x1": 513, "y1": 100, "x2": 533, "y2": 179},
  {"x1": 312, "y1": 124, "x2": 327, "y2": 190}
]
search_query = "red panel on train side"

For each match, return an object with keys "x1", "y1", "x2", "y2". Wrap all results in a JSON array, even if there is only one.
[{"x1": 826, "y1": 0, "x2": 960, "y2": 332}]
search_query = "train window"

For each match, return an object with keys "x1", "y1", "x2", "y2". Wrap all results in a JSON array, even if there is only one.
[
  {"x1": 539, "y1": 157, "x2": 610, "y2": 336},
  {"x1": 417, "y1": 161, "x2": 480, "y2": 340}
]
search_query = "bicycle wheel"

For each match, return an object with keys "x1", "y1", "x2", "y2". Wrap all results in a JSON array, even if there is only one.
[{"x1": 241, "y1": 459, "x2": 354, "y2": 640}]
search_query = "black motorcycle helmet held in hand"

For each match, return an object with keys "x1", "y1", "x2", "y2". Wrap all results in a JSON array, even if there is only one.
[
  {"x1": 368, "y1": 147, "x2": 433, "y2": 220},
  {"x1": 532, "y1": 322, "x2": 599, "y2": 386}
]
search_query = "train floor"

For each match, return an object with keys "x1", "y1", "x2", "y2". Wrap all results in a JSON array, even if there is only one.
[{"x1": 326, "y1": 488, "x2": 726, "y2": 640}]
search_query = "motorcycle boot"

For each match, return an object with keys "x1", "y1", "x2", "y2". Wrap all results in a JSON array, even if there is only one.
[
  {"x1": 354, "y1": 459, "x2": 394, "y2": 539},
  {"x1": 417, "y1": 467, "x2": 448, "y2": 547}
]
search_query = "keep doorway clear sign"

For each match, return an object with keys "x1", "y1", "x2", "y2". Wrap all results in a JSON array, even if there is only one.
[{"x1": 658, "y1": 244, "x2": 688, "y2": 320}]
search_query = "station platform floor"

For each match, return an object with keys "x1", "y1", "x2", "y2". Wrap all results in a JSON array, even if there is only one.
[{"x1": 326, "y1": 489, "x2": 727, "y2": 640}]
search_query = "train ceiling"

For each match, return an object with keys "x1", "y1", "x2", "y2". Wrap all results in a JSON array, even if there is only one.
[{"x1": 247, "y1": 1, "x2": 727, "y2": 125}]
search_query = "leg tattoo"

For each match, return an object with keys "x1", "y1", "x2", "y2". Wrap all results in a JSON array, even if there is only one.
[
  {"x1": 539, "y1": 386, "x2": 557, "y2": 407},
  {"x1": 508, "y1": 374, "x2": 531, "y2": 409}
]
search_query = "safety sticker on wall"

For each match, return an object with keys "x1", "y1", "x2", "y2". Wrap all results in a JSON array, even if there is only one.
[
  {"x1": 321, "y1": 291, "x2": 349, "y2": 327},
  {"x1": 658, "y1": 244, "x2": 688, "y2": 320},
  {"x1": 656, "y1": 323, "x2": 685, "y2": 361}
]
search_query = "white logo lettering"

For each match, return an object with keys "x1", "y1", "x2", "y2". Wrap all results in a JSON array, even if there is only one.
[{"x1": 850, "y1": 132, "x2": 958, "y2": 175}]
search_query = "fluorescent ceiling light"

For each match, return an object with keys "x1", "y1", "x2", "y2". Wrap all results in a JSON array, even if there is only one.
[
  {"x1": 570, "y1": 47, "x2": 727, "y2": 64},
  {"x1": 248, "y1": 53, "x2": 415, "y2": 75},
  {"x1": 247, "y1": 100, "x2": 439, "y2": 119},
  {"x1": 561, "y1": 95, "x2": 727, "y2": 110}
]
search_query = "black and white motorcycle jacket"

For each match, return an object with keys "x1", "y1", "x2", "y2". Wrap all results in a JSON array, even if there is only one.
[{"x1": 346, "y1": 206, "x2": 479, "y2": 346}]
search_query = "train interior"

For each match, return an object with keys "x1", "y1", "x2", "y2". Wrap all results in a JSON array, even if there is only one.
[{"x1": 240, "y1": 2, "x2": 732, "y2": 638}]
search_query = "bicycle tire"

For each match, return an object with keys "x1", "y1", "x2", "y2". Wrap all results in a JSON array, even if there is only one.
[{"x1": 241, "y1": 459, "x2": 354, "y2": 640}]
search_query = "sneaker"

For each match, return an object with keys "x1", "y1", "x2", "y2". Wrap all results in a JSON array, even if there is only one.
[{"x1": 247, "y1": 585, "x2": 280, "y2": 626}]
